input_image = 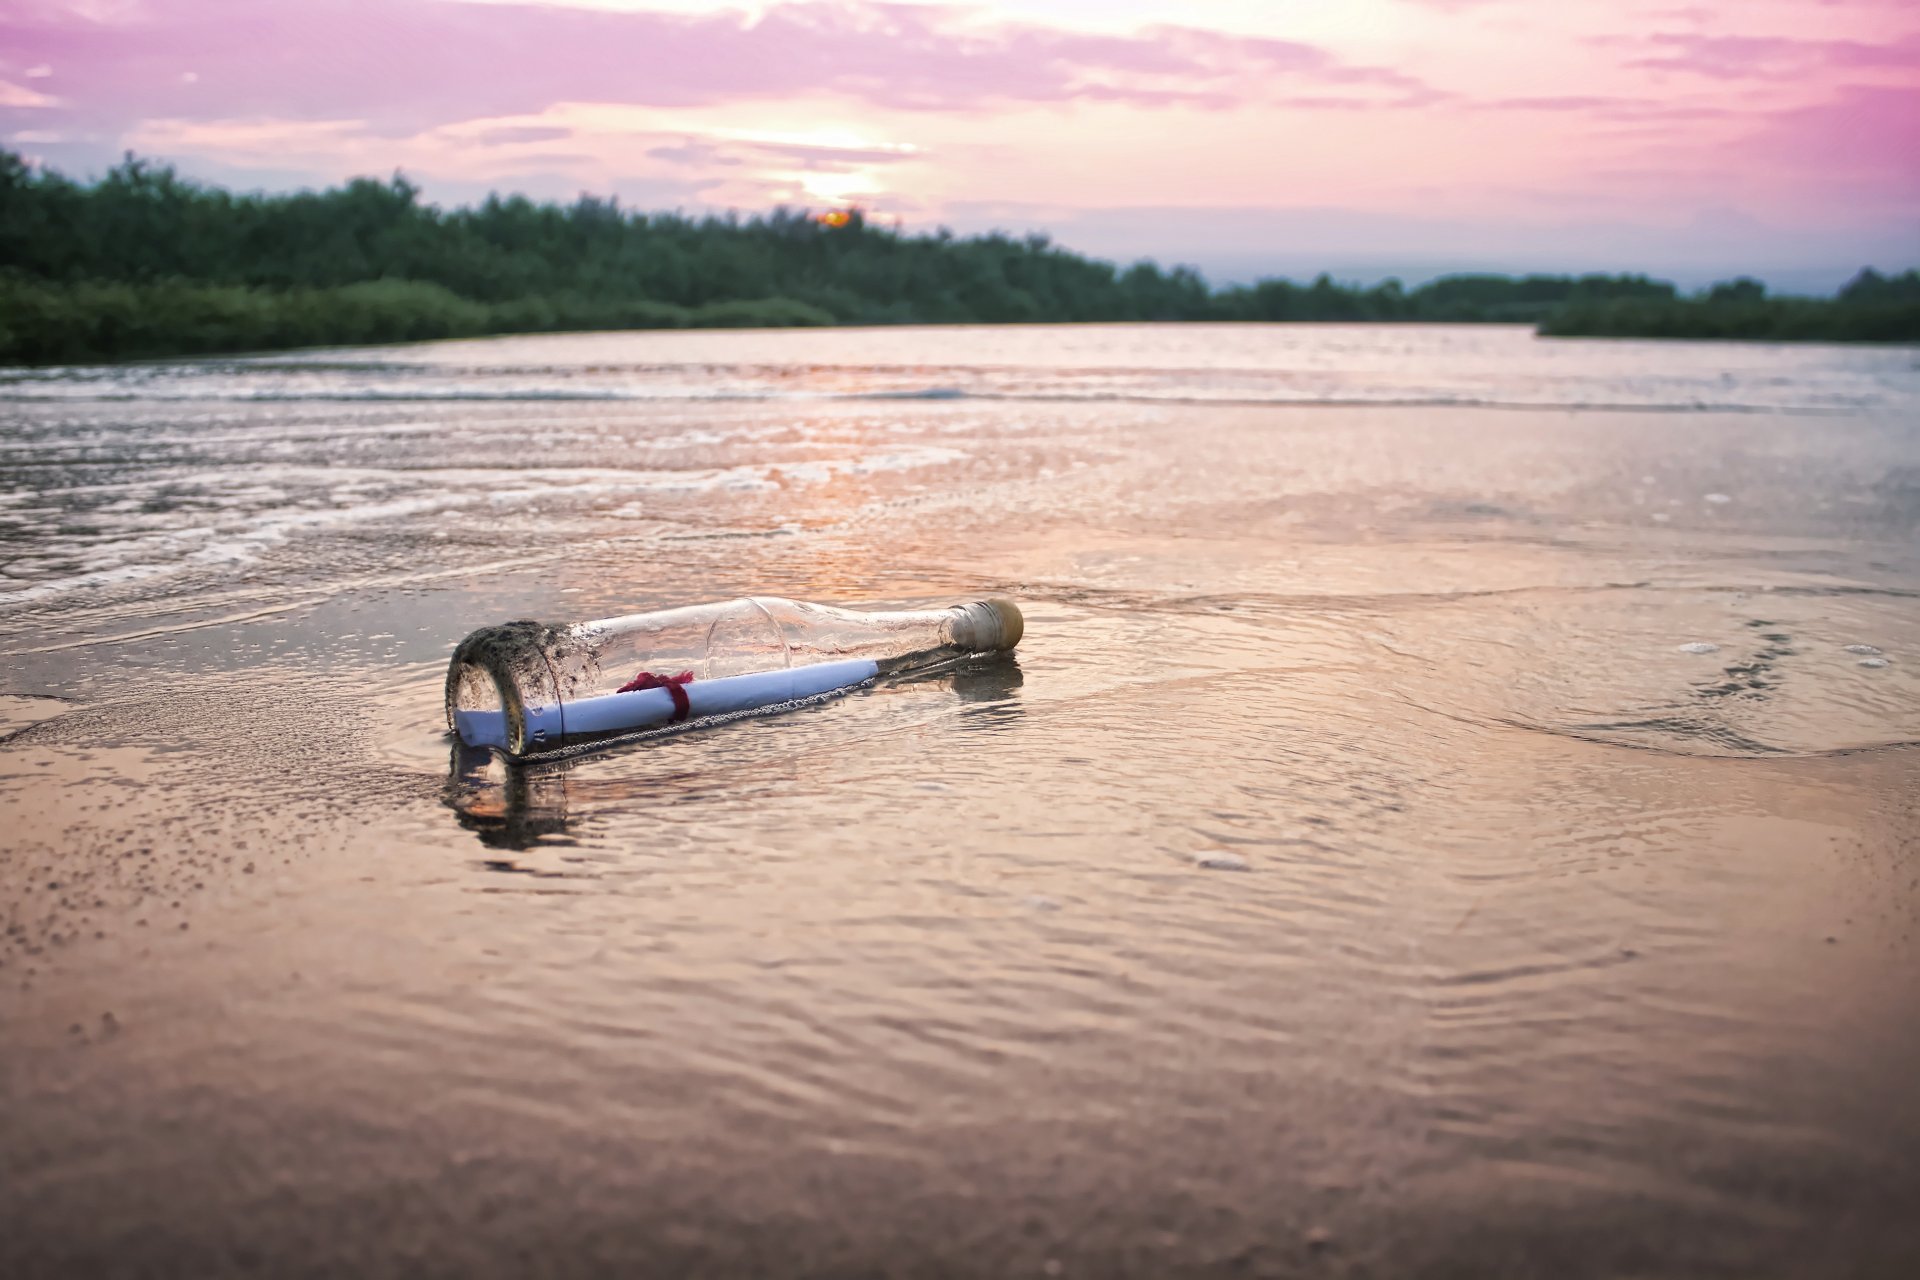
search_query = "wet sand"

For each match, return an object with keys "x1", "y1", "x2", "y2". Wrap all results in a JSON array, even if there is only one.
[{"x1": 3, "y1": 326, "x2": 1918, "y2": 1277}]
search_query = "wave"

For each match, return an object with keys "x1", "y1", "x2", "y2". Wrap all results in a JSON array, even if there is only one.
[
  {"x1": 843, "y1": 386, "x2": 972, "y2": 401},
  {"x1": 0, "y1": 384, "x2": 1871, "y2": 413},
  {"x1": 0, "y1": 447, "x2": 966, "y2": 610},
  {"x1": 0, "y1": 388, "x2": 792, "y2": 404}
]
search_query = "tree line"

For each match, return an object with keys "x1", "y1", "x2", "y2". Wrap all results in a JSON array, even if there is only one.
[
  {"x1": 0, "y1": 151, "x2": 1913, "y2": 363},
  {"x1": 1540, "y1": 270, "x2": 1920, "y2": 342}
]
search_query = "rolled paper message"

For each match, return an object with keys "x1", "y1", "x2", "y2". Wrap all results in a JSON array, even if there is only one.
[{"x1": 453, "y1": 656, "x2": 881, "y2": 751}]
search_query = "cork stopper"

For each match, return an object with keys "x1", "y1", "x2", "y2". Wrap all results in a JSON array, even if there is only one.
[{"x1": 951, "y1": 598, "x2": 1024, "y2": 652}]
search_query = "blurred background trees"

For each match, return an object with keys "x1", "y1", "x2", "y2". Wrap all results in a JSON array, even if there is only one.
[{"x1": 1, "y1": 151, "x2": 1912, "y2": 363}]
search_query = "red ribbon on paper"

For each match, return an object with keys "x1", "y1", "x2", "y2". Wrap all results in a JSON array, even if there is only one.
[{"x1": 617, "y1": 669, "x2": 695, "y2": 722}]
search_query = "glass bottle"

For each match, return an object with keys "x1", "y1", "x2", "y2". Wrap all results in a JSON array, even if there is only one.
[{"x1": 447, "y1": 596, "x2": 1023, "y2": 756}]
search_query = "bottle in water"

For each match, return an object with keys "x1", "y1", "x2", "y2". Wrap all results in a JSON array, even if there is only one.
[{"x1": 447, "y1": 596, "x2": 1023, "y2": 756}]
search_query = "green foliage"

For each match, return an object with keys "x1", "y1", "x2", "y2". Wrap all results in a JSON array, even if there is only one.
[
  {"x1": 1541, "y1": 269, "x2": 1920, "y2": 342},
  {"x1": 1838, "y1": 267, "x2": 1920, "y2": 306},
  {"x1": 1200, "y1": 271, "x2": 1682, "y2": 323},
  {"x1": 0, "y1": 151, "x2": 1913, "y2": 361},
  {"x1": 0, "y1": 275, "x2": 495, "y2": 362},
  {"x1": 689, "y1": 297, "x2": 837, "y2": 328}
]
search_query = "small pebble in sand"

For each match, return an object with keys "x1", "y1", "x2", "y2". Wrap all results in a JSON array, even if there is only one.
[
  {"x1": 1843, "y1": 644, "x2": 1882, "y2": 655},
  {"x1": 1650, "y1": 512, "x2": 1671, "y2": 522},
  {"x1": 1677, "y1": 642, "x2": 1720, "y2": 655},
  {"x1": 1857, "y1": 657, "x2": 1889, "y2": 669},
  {"x1": 1194, "y1": 852, "x2": 1250, "y2": 872},
  {"x1": 1704, "y1": 493, "x2": 1732, "y2": 504}
]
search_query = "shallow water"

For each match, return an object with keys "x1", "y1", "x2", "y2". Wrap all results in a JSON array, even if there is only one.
[{"x1": 3, "y1": 324, "x2": 1918, "y2": 1278}]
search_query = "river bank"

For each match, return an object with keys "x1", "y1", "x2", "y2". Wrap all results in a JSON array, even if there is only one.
[{"x1": 6, "y1": 273, "x2": 1916, "y2": 367}]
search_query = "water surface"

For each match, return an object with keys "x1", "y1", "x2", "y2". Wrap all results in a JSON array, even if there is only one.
[{"x1": 4, "y1": 324, "x2": 1918, "y2": 1277}]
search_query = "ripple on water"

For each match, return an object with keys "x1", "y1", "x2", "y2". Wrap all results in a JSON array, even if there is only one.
[
  {"x1": 1359, "y1": 585, "x2": 1920, "y2": 758},
  {"x1": 4, "y1": 332, "x2": 1919, "y2": 1277}
]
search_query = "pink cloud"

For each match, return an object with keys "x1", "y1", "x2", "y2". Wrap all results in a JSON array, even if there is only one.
[
  {"x1": 1523, "y1": 81, "x2": 1920, "y2": 219},
  {"x1": 1485, "y1": 95, "x2": 1621, "y2": 112},
  {"x1": 0, "y1": 0, "x2": 1428, "y2": 130},
  {"x1": 1477, "y1": 95, "x2": 1736, "y2": 122},
  {"x1": 1735, "y1": 83, "x2": 1920, "y2": 182},
  {"x1": 1619, "y1": 30, "x2": 1920, "y2": 79},
  {"x1": 642, "y1": 134, "x2": 923, "y2": 176},
  {"x1": 0, "y1": 78, "x2": 61, "y2": 108},
  {"x1": 471, "y1": 125, "x2": 572, "y2": 147}
]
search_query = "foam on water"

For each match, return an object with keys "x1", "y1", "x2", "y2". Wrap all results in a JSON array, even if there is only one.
[
  {"x1": 0, "y1": 442, "x2": 970, "y2": 609},
  {"x1": 5, "y1": 323, "x2": 1915, "y2": 412}
]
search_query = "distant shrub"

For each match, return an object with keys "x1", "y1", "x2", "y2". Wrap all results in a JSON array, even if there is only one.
[
  {"x1": 690, "y1": 297, "x2": 837, "y2": 328},
  {"x1": 1540, "y1": 294, "x2": 1920, "y2": 343}
]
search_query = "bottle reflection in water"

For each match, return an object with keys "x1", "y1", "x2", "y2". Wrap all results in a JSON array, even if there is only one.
[
  {"x1": 447, "y1": 596, "x2": 1023, "y2": 757},
  {"x1": 444, "y1": 743, "x2": 571, "y2": 850}
]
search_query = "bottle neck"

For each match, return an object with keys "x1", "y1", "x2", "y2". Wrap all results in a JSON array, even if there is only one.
[
  {"x1": 868, "y1": 600, "x2": 1022, "y2": 675},
  {"x1": 945, "y1": 600, "x2": 1020, "y2": 653}
]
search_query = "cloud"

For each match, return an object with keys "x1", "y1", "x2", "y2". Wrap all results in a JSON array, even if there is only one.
[
  {"x1": 1483, "y1": 95, "x2": 1620, "y2": 112},
  {"x1": 1498, "y1": 79, "x2": 1920, "y2": 221},
  {"x1": 732, "y1": 137, "x2": 921, "y2": 167},
  {"x1": 0, "y1": 0, "x2": 1432, "y2": 133},
  {"x1": 1616, "y1": 29, "x2": 1920, "y2": 79},
  {"x1": 646, "y1": 131, "x2": 920, "y2": 173},
  {"x1": 470, "y1": 125, "x2": 573, "y2": 147},
  {"x1": 646, "y1": 140, "x2": 735, "y2": 168},
  {"x1": 0, "y1": 79, "x2": 60, "y2": 108},
  {"x1": 1733, "y1": 83, "x2": 1920, "y2": 187},
  {"x1": 1475, "y1": 94, "x2": 1735, "y2": 123}
]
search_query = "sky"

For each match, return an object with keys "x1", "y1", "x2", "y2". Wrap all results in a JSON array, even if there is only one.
[{"x1": 2, "y1": 0, "x2": 1916, "y2": 289}]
